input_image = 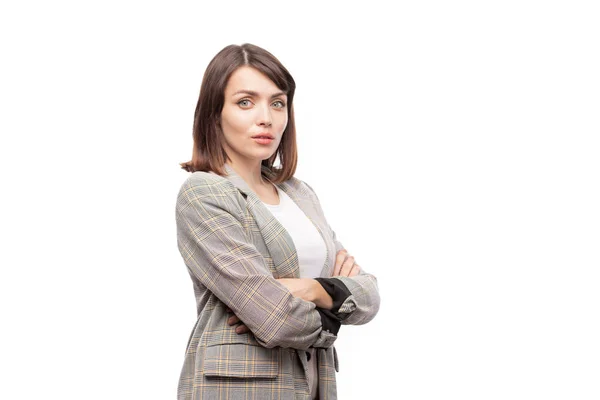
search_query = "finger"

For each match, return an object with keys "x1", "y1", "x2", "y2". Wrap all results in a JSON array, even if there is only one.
[
  {"x1": 332, "y1": 250, "x2": 345, "y2": 276},
  {"x1": 235, "y1": 324, "x2": 249, "y2": 334},
  {"x1": 349, "y1": 263, "x2": 361, "y2": 277},
  {"x1": 339, "y1": 256, "x2": 355, "y2": 277},
  {"x1": 228, "y1": 315, "x2": 240, "y2": 325},
  {"x1": 333, "y1": 249, "x2": 348, "y2": 276}
]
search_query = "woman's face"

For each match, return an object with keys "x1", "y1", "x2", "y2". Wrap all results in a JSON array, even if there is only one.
[{"x1": 220, "y1": 66, "x2": 288, "y2": 166}]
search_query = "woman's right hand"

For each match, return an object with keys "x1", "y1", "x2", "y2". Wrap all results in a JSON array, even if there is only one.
[{"x1": 332, "y1": 249, "x2": 361, "y2": 277}]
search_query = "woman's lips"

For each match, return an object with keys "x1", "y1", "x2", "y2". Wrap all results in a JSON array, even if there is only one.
[{"x1": 253, "y1": 137, "x2": 274, "y2": 145}]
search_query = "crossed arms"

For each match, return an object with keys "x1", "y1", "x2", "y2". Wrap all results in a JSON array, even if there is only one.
[{"x1": 175, "y1": 174, "x2": 380, "y2": 351}]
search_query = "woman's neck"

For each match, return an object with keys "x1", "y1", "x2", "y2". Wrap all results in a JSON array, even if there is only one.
[{"x1": 225, "y1": 160, "x2": 270, "y2": 191}]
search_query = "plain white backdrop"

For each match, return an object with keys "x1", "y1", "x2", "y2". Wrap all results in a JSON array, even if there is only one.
[{"x1": 1, "y1": 1, "x2": 599, "y2": 399}]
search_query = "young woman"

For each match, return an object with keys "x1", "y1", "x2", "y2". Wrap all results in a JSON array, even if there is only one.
[{"x1": 176, "y1": 43, "x2": 380, "y2": 400}]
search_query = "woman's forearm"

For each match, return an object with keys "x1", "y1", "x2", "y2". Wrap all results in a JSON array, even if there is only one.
[
  {"x1": 276, "y1": 278, "x2": 334, "y2": 310},
  {"x1": 310, "y1": 280, "x2": 333, "y2": 310}
]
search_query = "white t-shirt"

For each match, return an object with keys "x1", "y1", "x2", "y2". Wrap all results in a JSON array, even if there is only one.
[{"x1": 262, "y1": 184, "x2": 327, "y2": 399}]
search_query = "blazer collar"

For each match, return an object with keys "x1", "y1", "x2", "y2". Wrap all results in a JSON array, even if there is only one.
[{"x1": 212, "y1": 162, "x2": 333, "y2": 279}]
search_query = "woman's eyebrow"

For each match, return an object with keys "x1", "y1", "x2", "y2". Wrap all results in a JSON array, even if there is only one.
[{"x1": 232, "y1": 90, "x2": 287, "y2": 98}]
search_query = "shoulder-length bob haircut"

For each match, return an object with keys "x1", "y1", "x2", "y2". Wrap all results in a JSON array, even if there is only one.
[{"x1": 180, "y1": 43, "x2": 298, "y2": 183}]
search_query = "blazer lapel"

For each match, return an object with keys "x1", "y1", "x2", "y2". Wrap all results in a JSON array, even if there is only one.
[{"x1": 213, "y1": 163, "x2": 332, "y2": 279}]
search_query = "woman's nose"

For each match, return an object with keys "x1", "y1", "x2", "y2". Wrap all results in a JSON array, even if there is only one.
[{"x1": 256, "y1": 104, "x2": 272, "y2": 126}]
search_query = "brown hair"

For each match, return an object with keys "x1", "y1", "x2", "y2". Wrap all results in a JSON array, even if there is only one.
[{"x1": 179, "y1": 43, "x2": 298, "y2": 183}]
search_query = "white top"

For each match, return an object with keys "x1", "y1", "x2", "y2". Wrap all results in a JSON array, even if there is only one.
[
  {"x1": 261, "y1": 184, "x2": 326, "y2": 399},
  {"x1": 261, "y1": 185, "x2": 327, "y2": 279}
]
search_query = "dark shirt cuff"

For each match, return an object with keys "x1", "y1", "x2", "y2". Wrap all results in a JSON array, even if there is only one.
[
  {"x1": 314, "y1": 277, "x2": 352, "y2": 314},
  {"x1": 315, "y1": 307, "x2": 342, "y2": 336}
]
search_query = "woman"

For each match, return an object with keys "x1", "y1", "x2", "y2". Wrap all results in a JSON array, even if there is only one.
[{"x1": 176, "y1": 43, "x2": 380, "y2": 400}]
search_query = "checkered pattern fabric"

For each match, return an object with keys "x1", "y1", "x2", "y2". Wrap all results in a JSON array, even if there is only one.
[{"x1": 175, "y1": 164, "x2": 380, "y2": 399}]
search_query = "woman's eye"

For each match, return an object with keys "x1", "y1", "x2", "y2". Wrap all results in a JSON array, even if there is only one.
[{"x1": 237, "y1": 99, "x2": 285, "y2": 108}]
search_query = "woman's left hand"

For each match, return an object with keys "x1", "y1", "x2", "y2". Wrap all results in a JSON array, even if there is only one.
[{"x1": 226, "y1": 307, "x2": 250, "y2": 334}]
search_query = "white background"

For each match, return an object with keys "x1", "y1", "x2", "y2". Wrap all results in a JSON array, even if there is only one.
[{"x1": 1, "y1": 1, "x2": 599, "y2": 399}]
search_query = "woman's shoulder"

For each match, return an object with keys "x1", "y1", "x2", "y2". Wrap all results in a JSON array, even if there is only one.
[
  {"x1": 177, "y1": 171, "x2": 238, "y2": 202},
  {"x1": 283, "y1": 175, "x2": 319, "y2": 202},
  {"x1": 180, "y1": 170, "x2": 232, "y2": 189}
]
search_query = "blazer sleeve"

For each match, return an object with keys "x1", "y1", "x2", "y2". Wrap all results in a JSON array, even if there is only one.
[
  {"x1": 176, "y1": 173, "x2": 338, "y2": 350},
  {"x1": 302, "y1": 181, "x2": 381, "y2": 325}
]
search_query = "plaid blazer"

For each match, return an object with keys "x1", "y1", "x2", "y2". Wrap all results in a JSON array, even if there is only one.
[{"x1": 175, "y1": 163, "x2": 380, "y2": 399}]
